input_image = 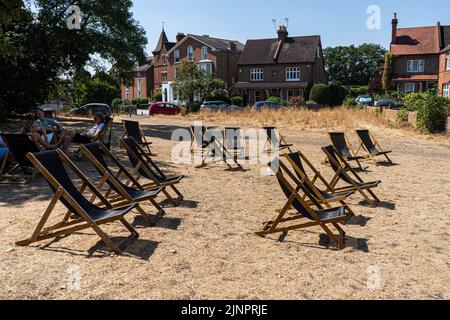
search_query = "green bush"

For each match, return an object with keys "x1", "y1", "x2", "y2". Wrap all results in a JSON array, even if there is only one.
[
  {"x1": 342, "y1": 97, "x2": 357, "y2": 107},
  {"x1": 396, "y1": 108, "x2": 409, "y2": 123},
  {"x1": 267, "y1": 96, "x2": 282, "y2": 104},
  {"x1": 232, "y1": 96, "x2": 243, "y2": 106},
  {"x1": 153, "y1": 92, "x2": 163, "y2": 102},
  {"x1": 346, "y1": 85, "x2": 369, "y2": 98},
  {"x1": 112, "y1": 98, "x2": 123, "y2": 107},
  {"x1": 328, "y1": 84, "x2": 347, "y2": 106},
  {"x1": 309, "y1": 84, "x2": 331, "y2": 105}
]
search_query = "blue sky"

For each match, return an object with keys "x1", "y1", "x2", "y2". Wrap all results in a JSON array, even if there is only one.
[{"x1": 132, "y1": 0, "x2": 450, "y2": 55}]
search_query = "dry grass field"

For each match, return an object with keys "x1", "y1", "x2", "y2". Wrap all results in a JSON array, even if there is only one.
[{"x1": 0, "y1": 109, "x2": 449, "y2": 300}]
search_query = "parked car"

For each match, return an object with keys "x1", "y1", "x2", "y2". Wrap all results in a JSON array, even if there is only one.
[
  {"x1": 223, "y1": 105, "x2": 242, "y2": 112},
  {"x1": 149, "y1": 102, "x2": 181, "y2": 116},
  {"x1": 70, "y1": 103, "x2": 112, "y2": 117},
  {"x1": 200, "y1": 101, "x2": 229, "y2": 112},
  {"x1": 375, "y1": 99, "x2": 402, "y2": 110},
  {"x1": 253, "y1": 101, "x2": 282, "y2": 111},
  {"x1": 356, "y1": 96, "x2": 374, "y2": 106}
]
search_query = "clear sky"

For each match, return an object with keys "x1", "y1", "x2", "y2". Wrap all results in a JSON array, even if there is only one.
[{"x1": 132, "y1": 0, "x2": 450, "y2": 56}]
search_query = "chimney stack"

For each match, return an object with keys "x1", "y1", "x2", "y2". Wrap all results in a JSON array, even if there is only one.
[
  {"x1": 437, "y1": 21, "x2": 444, "y2": 50},
  {"x1": 176, "y1": 33, "x2": 185, "y2": 43},
  {"x1": 391, "y1": 13, "x2": 398, "y2": 45},
  {"x1": 229, "y1": 41, "x2": 237, "y2": 51},
  {"x1": 277, "y1": 25, "x2": 288, "y2": 42}
]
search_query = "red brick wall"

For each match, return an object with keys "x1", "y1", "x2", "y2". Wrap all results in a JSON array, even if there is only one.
[
  {"x1": 438, "y1": 51, "x2": 450, "y2": 97},
  {"x1": 120, "y1": 68, "x2": 154, "y2": 101}
]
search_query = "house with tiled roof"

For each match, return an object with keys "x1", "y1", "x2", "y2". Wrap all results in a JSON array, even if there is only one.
[
  {"x1": 121, "y1": 60, "x2": 154, "y2": 101},
  {"x1": 233, "y1": 25, "x2": 327, "y2": 105},
  {"x1": 389, "y1": 14, "x2": 450, "y2": 95}
]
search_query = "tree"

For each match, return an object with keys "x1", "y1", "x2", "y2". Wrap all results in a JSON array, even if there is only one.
[
  {"x1": 323, "y1": 44, "x2": 387, "y2": 85},
  {"x1": 0, "y1": 0, "x2": 147, "y2": 114},
  {"x1": 310, "y1": 84, "x2": 331, "y2": 105},
  {"x1": 72, "y1": 69, "x2": 120, "y2": 106},
  {"x1": 172, "y1": 61, "x2": 229, "y2": 110},
  {"x1": 382, "y1": 52, "x2": 395, "y2": 93}
]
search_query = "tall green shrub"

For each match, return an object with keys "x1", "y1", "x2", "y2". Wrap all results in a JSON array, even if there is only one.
[
  {"x1": 232, "y1": 96, "x2": 243, "y2": 106},
  {"x1": 310, "y1": 84, "x2": 331, "y2": 105}
]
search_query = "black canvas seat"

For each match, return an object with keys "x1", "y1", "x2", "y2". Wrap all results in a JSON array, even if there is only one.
[
  {"x1": 322, "y1": 145, "x2": 381, "y2": 207},
  {"x1": 16, "y1": 150, "x2": 139, "y2": 254},
  {"x1": 328, "y1": 132, "x2": 364, "y2": 169},
  {"x1": 122, "y1": 120, "x2": 152, "y2": 155},
  {"x1": 356, "y1": 129, "x2": 393, "y2": 165},
  {"x1": 264, "y1": 127, "x2": 293, "y2": 153},
  {"x1": 0, "y1": 133, "x2": 40, "y2": 183}
]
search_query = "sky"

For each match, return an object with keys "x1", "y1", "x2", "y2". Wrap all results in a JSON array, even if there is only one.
[{"x1": 132, "y1": 0, "x2": 450, "y2": 55}]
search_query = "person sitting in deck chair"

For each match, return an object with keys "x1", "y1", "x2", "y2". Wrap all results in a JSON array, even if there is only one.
[
  {"x1": 23, "y1": 122, "x2": 62, "y2": 151},
  {"x1": 34, "y1": 109, "x2": 61, "y2": 133}
]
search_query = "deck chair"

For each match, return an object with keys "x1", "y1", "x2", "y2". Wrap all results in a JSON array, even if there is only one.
[
  {"x1": 327, "y1": 132, "x2": 364, "y2": 169},
  {"x1": 263, "y1": 127, "x2": 293, "y2": 154},
  {"x1": 75, "y1": 116, "x2": 113, "y2": 159},
  {"x1": 122, "y1": 120, "x2": 152, "y2": 155},
  {"x1": 0, "y1": 134, "x2": 40, "y2": 184},
  {"x1": 284, "y1": 152, "x2": 355, "y2": 217},
  {"x1": 256, "y1": 159, "x2": 348, "y2": 249},
  {"x1": 16, "y1": 150, "x2": 139, "y2": 254},
  {"x1": 356, "y1": 129, "x2": 393, "y2": 165},
  {"x1": 121, "y1": 137, "x2": 184, "y2": 205},
  {"x1": 190, "y1": 125, "x2": 244, "y2": 170},
  {"x1": 322, "y1": 145, "x2": 381, "y2": 207},
  {"x1": 80, "y1": 142, "x2": 165, "y2": 223}
]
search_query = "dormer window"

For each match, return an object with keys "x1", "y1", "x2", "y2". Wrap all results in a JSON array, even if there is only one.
[
  {"x1": 187, "y1": 46, "x2": 194, "y2": 62},
  {"x1": 202, "y1": 46, "x2": 208, "y2": 60},
  {"x1": 407, "y1": 59, "x2": 425, "y2": 73},
  {"x1": 446, "y1": 52, "x2": 450, "y2": 70},
  {"x1": 174, "y1": 50, "x2": 180, "y2": 64}
]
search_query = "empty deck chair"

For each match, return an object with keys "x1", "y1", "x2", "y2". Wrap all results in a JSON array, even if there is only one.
[
  {"x1": 0, "y1": 134, "x2": 40, "y2": 183},
  {"x1": 263, "y1": 127, "x2": 293, "y2": 154},
  {"x1": 121, "y1": 137, "x2": 184, "y2": 205},
  {"x1": 356, "y1": 129, "x2": 393, "y2": 165},
  {"x1": 327, "y1": 132, "x2": 364, "y2": 169},
  {"x1": 16, "y1": 150, "x2": 139, "y2": 254},
  {"x1": 284, "y1": 152, "x2": 355, "y2": 216},
  {"x1": 256, "y1": 160, "x2": 349, "y2": 249},
  {"x1": 322, "y1": 145, "x2": 381, "y2": 207},
  {"x1": 80, "y1": 142, "x2": 165, "y2": 223},
  {"x1": 122, "y1": 120, "x2": 152, "y2": 155}
]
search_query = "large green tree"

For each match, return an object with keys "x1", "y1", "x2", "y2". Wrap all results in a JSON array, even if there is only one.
[
  {"x1": 0, "y1": 0, "x2": 147, "y2": 114},
  {"x1": 323, "y1": 44, "x2": 387, "y2": 86}
]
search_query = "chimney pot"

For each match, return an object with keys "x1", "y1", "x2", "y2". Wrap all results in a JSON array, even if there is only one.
[
  {"x1": 277, "y1": 25, "x2": 288, "y2": 42},
  {"x1": 391, "y1": 13, "x2": 398, "y2": 45}
]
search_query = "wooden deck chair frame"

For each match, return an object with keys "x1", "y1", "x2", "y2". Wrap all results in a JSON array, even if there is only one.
[
  {"x1": 75, "y1": 116, "x2": 113, "y2": 159},
  {"x1": 16, "y1": 150, "x2": 139, "y2": 254},
  {"x1": 322, "y1": 146, "x2": 381, "y2": 207},
  {"x1": 0, "y1": 133, "x2": 39, "y2": 184},
  {"x1": 121, "y1": 137, "x2": 184, "y2": 205},
  {"x1": 355, "y1": 129, "x2": 393, "y2": 166},
  {"x1": 122, "y1": 120, "x2": 152, "y2": 155},
  {"x1": 325, "y1": 132, "x2": 364, "y2": 169},
  {"x1": 263, "y1": 127, "x2": 293, "y2": 154},
  {"x1": 80, "y1": 142, "x2": 165, "y2": 222},
  {"x1": 256, "y1": 162, "x2": 348, "y2": 250},
  {"x1": 282, "y1": 153, "x2": 355, "y2": 217}
]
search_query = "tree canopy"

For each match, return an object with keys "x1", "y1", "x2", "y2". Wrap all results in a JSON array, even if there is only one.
[
  {"x1": 323, "y1": 44, "x2": 387, "y2": 86},
  {"x1": 0, "y1": 0, "x2": 147, "y2": 115}
]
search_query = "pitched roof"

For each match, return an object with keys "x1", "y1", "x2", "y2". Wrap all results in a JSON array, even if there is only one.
[
  {"x1": 153, "y1": 29, "x2": 176, "y2": 53},
  {"x1": 238, "y1": 36, "x2": 321, "y2": 65},
  {"x1": 391, "y1": 26, "x2": 439, "y2": 55},
  {"x1": 442, "y1": 25, "x2": 450, "y2": 51},
  {"x1": 167, "y1": 34, "x2": 244, "y2": 55}
]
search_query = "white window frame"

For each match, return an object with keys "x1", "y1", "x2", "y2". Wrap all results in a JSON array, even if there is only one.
[
  {"x1": 174, "y1": 50, "x2": 180, "y2": 64},
  {"x1": 137, "y1": 78, "x2": 142, "y2": 98},
  {"x1": 407, "y1": 59, "x2": 425, "y2": 73},
  {"x1": 443, "y1": 83, "x2": 449, "y2": 98},
  {"x1": 286, "y1": 67, "x2": 301, "y2": 82},
  {"x1": 187, "y1": 46, "x2": 194, "y2": 62},
  {"x1": 405, "y1": 83, "x2": 415, "y2": 93},
  {"x1": 199, "y1": 62, "x2": 213, "y2": 74},
  {"x1": 250, "y1": 68, "x2": 264, "y2": 81},
  {"x1": 446, "y1": 52, "x2": 450, "y2": 70},
  {"x1": 201, "y1": 46, "x2": 208, "y2": 60}
]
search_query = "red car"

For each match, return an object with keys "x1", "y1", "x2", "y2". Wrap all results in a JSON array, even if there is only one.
[{"x1": 149, "y1": 102, "x2": 181, "y2": 116}]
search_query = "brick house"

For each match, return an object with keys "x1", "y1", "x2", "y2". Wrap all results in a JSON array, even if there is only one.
[
  {"x1": 390, "y1": 14, "x2": 450, "y2": 94},
  {"x1": 152, "y1": 28, "x2": 177, "y2": 96},
  {"x1": 161, "y1": 33, "x2": 244, "y2": 103},
  {"x1": 120, "y1": 62, "x2": 154, "y2": 101},
  {"x1": 232, "y1": 25, "x2": 327, "y2": 105},
  {"x1": 438, "y1": 46, "x2": 450, "y2": 99}
]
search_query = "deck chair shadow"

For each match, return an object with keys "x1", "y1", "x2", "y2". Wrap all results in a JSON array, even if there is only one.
[
  {"x1": 121, "y1": 137, "x2": 184, "y2": 205},
  {"x1": 122, "y1": 120, "x2": 153, "y2": 155},
  {"x1": 75, "y1": 116, "x2": 113, "y2": 159},
  {"x1": 326, "y1": 132, "x2": 365, "y2": 169},
  {"x1": 356, "y1": 129, "x2": 393, "y2": 165},
  {"x1": 322, "y1": 145, "x2": 381, "y2": 207},
  {"x1": 256, "y1": 160, "x2": 350, "y2": 250},
  {"x1": 16, "y1": 150, "x2": 139, "y2": 254},
  {"x1": 283, "y1": 152, "x2": 355, "y2": 217},
  {"x1": 0, "y1": 134, "x2": 40, "y2": 184},
  {"x1": 80, "y1": 142, "x2": 166, "y2": 225},
  {"x1": 263, "y1": 127, "x2": 293, "y2": 154}
]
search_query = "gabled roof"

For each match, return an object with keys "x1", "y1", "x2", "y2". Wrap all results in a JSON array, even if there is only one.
[
  {"x1": 153, "y1": 29, "x2": 176, "y2": 53},
  {"x1": 442, "y1": 25, "x2": 450, "y2": 52},
  {"x1": 238, "y1": 36, "x2": 321, "y2": 65},
  {"x1": 167, "y1": 34, "x2": 244, "y2": 55},
  {"x1": 136, "y1": 63, "x2": 152, "y2": 72}
]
